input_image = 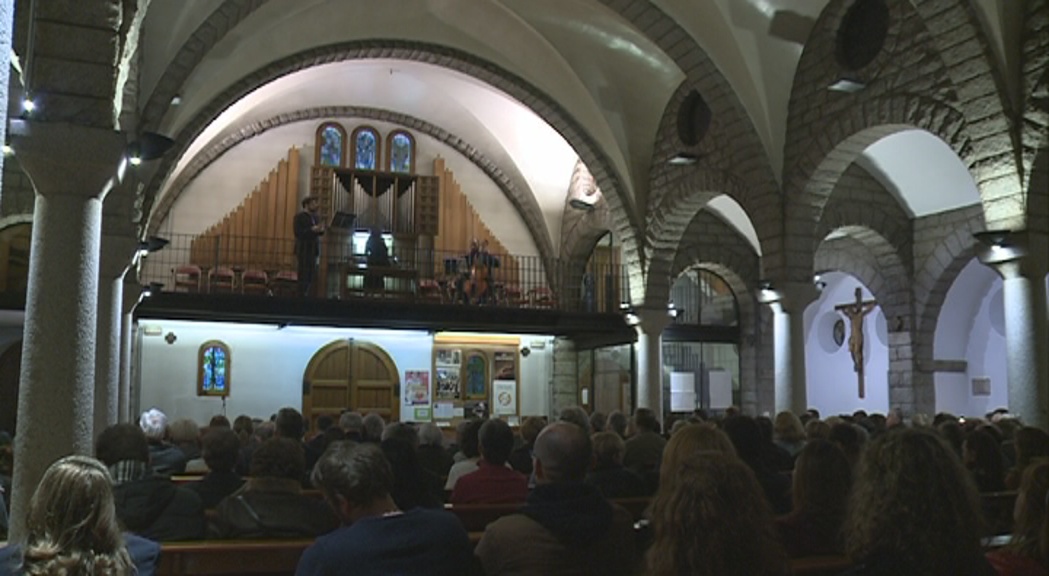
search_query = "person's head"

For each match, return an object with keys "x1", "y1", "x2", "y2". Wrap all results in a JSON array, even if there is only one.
[
  {"x1": 316, "y1": 415, "x2": 334, "y2": 433},
  {"x1": 302, "y1": 196, "x2": 319, "y2": 211},
  {"x1": 533, "y1": 421, "x2": 592, "y2": 484},
  {"x1": 805, "y1": 419, "x2": 831, "y2": 441},
  {"x1": 1008, "y1": 459, "x2": 1049, "y2": 563},
  {"x1": 233, "y1": 415, "x2": 254, "y2": 442},
  {"x1": 22, "y1": 456, "x2": 133, "y2": 574},
  {"x1": 1013, "y1": 427, "x2": 1049, "y2": 469},
  {"x1": 478, "y1": 419, "x2": 515, "y2": 466},
  {"x1": 936, "y1": 419, "x2": 964, "y2": 456},
  {"x1": 962, "y1": 427, "x2": 1004, "y2": 481},
  {"x1": 339, "y1": 411, "x2": 364, "y2": 435},
  {"x1": 519, "y1": 416, "x2": 545, "y2": 447},
  {"x1": 588, "y1": 411, "x2": 607, "y2": 433},
  {"x1": 168, "y1": 418, "x2": 201, "y2": 446},
  {"x1": 659, "y1": 424, "x2": 737, "y2": 486},
  {"x1": 254, "y1": 420, "x2": 275, "y2": 442},
  {"x1": 631, "y1": 408, "x2": 660, "y2": 435},
  {"x1": 721, "y1": 415, "x2": 763, "y2": 462},
  {"x1": 791, "y1": 440, "x2": 852, "y2": 522},
  {"x1": 647, "y1": 452, "x2": 786, "y2": 576},
  {"x1": 417, "y1": 423, "x2": 444, "y2": 448},
  {"x1": 457, "y1": 419, "x2": 484, "y2": 459},
  {"x1": 607, "y1": 411, "x2": 628, "y2": 438},
  {"x1": 845, "y1": 427, "x2": 985, "y2": 574},
  {"x1": 274, "y1": 407, "x2": 305, "y2": 441},
  {"x1": 362, "y1": 413, "x2": 385, "y2": 442},
  {"x1": 380, "y1": 422, "x2": 418, "y2": 448},
  {"x1": 312, "y1": 442, "x2": 394, "y2": 522},
  {"x1": 591, "y1": 431, "x2": 627, "y2": 469},
  {"x1": 558, "y1": 406, "x2": 592, "y2": 435},
  {"x1": 828, "y1": 422, "x2": 868, "y2": 469},
  {"x1": 773, "y1": 411, "x2": 806, "y2": 444},
  {"x1": 250, "y1": 438, "x2": 305, "y2": 482},
  {"x1": 201, "y1": 428, "x2": 241, "y2": 473},
  {"x1": 138, "y1": 408, "x2": 168, "y2": 442},
  {"x1": 95, "y1": 423, "x2": 150, "y2": 466},
  {"x1": 209, "y1": 415, "x2": 231, "y2": 429}
]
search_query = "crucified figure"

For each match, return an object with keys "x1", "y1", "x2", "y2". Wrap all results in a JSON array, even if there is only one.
[{"x1": 835, "y1": 287, "x2": 878, "y2": 398}]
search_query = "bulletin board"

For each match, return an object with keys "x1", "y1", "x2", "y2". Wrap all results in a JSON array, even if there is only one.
[{"x1": 432, "y1": 334, "x2": 519, "y2": 424}]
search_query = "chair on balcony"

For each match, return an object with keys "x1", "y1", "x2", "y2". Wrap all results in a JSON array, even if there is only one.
[
  {"x1": 528, "y1": 287, "x2": 556, "y2": 309},
  {"x1": 172, "y1": 265, "x2": 202, "y2": 293},
  {"x1": 502, "y1": 284, "x2": 523, "y2": 307},
  {"x1": 241, "y1": 269, "x2": 269, "y2": 295},
  {"x1": 418, "y1": 279, "x2": 442, "y2": 303},
  {"x1": 208, "y1": 267, "x2": 236, "y2": 293},
  {"x1": 270, "y1": 271, "x2": 298, "y2": 298}
]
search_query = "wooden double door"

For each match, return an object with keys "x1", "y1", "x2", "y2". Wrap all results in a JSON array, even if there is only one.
[{"x1": 302, "y1": 339, "x2": 400, "y2": 431}]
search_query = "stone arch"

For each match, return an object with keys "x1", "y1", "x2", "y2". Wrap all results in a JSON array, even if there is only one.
[
  {"x1": 670, "y1": 212, "x2": 760, "y2": 314},
  {"x1": 783, "y1": 95, "x2": 970, "y2": 281},
  {"x1": 138, "y1": 40, "x2": 643, "y2": 298},
  {"x1": 814, "y1": 227, "x2": 909, "y2": 323},
  {"x1": 147, "y1": 106, "x2": 556, "y2": 271}
]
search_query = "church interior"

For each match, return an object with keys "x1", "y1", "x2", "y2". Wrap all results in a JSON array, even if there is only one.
[{"x1": 0, "y1": 0, "x2": 1046, "y2": 571}]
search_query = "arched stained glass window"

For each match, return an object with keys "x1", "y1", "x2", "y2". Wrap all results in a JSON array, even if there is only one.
[
  {"x1": 197, "y1": 340, "x2": 231, "y2": 397},
  {"x1": 387, "y1": 131, "x2": 414, "y2": 173},
  {"x1": 353, "y1": 127, "x2": 380, "y2": 170},
  {"x1": 316, "y1": 123, "x2": 346, "y2": 167}
]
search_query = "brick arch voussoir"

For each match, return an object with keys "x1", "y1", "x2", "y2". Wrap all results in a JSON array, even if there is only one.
[
  {"x1": 140, "y1": 40, "x2": 641, "y2": 288},
  {"x1": 149, "y1": 106, "x2": 556, "y2": 270}
]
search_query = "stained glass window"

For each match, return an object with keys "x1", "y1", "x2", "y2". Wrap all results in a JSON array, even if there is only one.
[
  {"x1": 389, "y1": 131, "x2": 413, "y2": 173},
  {"x1": 355, "y1": 128, "x2": 379, "y2": 170},
  {"x1": 464, "y1": 351, "x2": 488, "y2": 399},
  {"x1": 197, "y1": 340, "x2": 231, "y2": 397},
  {"x1": 317, "y1": 123, "x2": 345, "y2": 167}
]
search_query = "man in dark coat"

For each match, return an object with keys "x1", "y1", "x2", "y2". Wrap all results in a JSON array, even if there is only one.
[{"x1": 293, "y1": 196, "x2": 324, "y2": 297}]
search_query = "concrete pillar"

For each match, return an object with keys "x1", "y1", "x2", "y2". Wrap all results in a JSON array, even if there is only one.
[
  {"x1": 8, "y1": 122, "x2": 126, "y2": 540},
  {"x1": 93, "y1": 234, "x2": 137, "y2": 438},
  {"x1": 979, "y1": 232, "x2": 1049, "y2": 430},
  {"x1": 0, "y1": 0, "x2": 13, "y2": 207},
  {"x1": 119, "y1": 277, "x2": 140, "y2": 423},
  {"x1": 765, "y1": 282, "x2": 819, "y2": 415},
  {"x1": 634, "y1": 307, "x2": 672, "y2": 420}
]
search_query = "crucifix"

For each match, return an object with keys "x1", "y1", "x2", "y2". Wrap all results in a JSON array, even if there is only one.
[{"x1": 834, "y1": 287, "x2": 878, "y2": 398}]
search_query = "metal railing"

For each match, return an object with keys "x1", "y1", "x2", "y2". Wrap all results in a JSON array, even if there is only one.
[{"x1": 138, "y1": 233, "x2": 630, "y2": 314}]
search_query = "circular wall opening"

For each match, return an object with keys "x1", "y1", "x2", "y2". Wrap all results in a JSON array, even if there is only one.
[{"x1": 836, "y1": 0, "x2": 890, "y2": 71}]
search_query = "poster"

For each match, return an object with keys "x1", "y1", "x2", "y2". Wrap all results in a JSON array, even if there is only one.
[
  {"x1": 404, "y1": 370, "x2": 430, "y2": 405},
  {"x1": 493, "y1": 379, "x2": 517, "y2": 416},
  {"x1": 435, "y1": 367, "x2": 461, "y2": 400},
  {"x1": 436, "y1": 348, "x2": 461, "y2": 366},
  {"x1": 493, "y1": 350, "x2": 517, "y2": 381},
  {"x1": 670, "y1": 372, "x2": 696, "y2": 413}
]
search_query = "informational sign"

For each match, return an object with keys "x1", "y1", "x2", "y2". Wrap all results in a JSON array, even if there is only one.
[
  {"x1": 709, "y1": 369, "x2": 733, "y2": 409},
  {"x1": 493, "y1": 379, "x2": 517, "y2": 416},
  {"x1": 670, "y1": 372, "x2": 696, "y2": 413},
  {"x1": 434, "y1": 402, "x2": 455, "y2": 420},
  {"x1": 404, "y1": 370, "x2": 430, "y2": 405}
]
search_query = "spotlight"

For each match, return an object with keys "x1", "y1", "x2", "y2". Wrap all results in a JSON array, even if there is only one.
[
  {"x1": 21, "y1": 98, "x2": 35, "y2": 113},
  {"x1": 126, "y1": 132, "x2": 175, "y2": 165},
  {"x1": 828, "y1": 78, "x2": 866, "y2": 93},
  {"x1": 136, "y1": 236, "x2": 170, "y2": 257},
  {"x1": 668, "y1": 153, "x2": 698, "y2": 166},
  {"x1": 1, "y1": 144, "x2": 12, "y2": 156}
]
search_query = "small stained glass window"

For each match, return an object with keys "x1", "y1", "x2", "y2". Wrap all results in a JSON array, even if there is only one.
[
  {"x1": 389, "y1": 131, "x2": 413, "y2": 173},
  {"x1": 355, "y1": 129, "x2": 379, "y2": 170},
  {"x1": 198, "y1": 340, "x2": 231, "y2": 397},
  {"x1": 319, "y1": 125, "x2": 344, "y2": 167}
]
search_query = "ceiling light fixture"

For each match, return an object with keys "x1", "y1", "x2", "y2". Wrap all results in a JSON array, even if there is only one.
[
  {"x1": 828, "y1": 78, "x2": 866, "y2": 93},
  {"x1": 568, "y1": 198, "x2": 595, "y2": 211},
  {"x1": 668, "y1": 153, "x2": 699, "y2": 166}
]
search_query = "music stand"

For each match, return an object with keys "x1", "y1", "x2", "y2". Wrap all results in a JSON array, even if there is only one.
[{"x1": 329, "y1": 211, "x2": 356, "y2": 230}]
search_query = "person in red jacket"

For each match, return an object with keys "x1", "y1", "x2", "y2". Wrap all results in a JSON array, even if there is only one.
[{"x1": 450, "y1": 419, "x2": 528, "y2": 504}]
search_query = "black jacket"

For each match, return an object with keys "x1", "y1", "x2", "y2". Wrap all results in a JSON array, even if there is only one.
[
  {"x1": 185, "y1": 470, "x2": 244, "y2": 509},
  {"x1": 208, "y1": 479, "x2": 338, "y2": 539},
  {"x1": 148, "y1": 442, "x2": 187, "y2": 476},
  {"x1": 113, "y1": 476, "x2": 206, "y2": 542},
  {"x1": 294, "y1": 211, "x2": 322, "y2": 257}
]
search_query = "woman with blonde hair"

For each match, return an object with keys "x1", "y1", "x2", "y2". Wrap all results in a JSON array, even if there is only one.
[
  {"x1": 0, "y1": 455, "x2": 159, "y2": 575},
  {"x1": 647, "y1": 451, "x2": 788, "y2": 576},
  {"x1": 987, "y1": 460, "x2": 1049, "y2": 576},
  {"x1": 773, "y1": 411, "x2": 807, "y2": 457},
  {"x1": 657, "y1": 423, "x2": 736, "y2": 489}
]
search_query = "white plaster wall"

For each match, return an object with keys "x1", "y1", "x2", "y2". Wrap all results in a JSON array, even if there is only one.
[
  {"x1": 933, "y1": 258, "x2": 1008, "y2": 417},
  {"x1": 159, "y1": 119, "x2": 539, "y2": 257},
  {"x1": 803, "y1": 272, "x2": 889, "y2": 416},
  {"x1": 135, "y1": 320, "x2": 551, "y2": 426}
]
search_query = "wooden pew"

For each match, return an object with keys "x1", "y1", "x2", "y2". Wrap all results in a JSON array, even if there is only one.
[{"x1": 157, "y1": 540, "x2": 312, "y2": 576}]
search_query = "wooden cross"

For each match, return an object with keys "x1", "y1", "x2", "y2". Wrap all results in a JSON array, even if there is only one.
[{"x1": 834, "y1": 287, "x2": 878, "y2": 398}]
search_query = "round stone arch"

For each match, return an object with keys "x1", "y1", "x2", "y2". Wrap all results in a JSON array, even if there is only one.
[
  {"x1": 814, "y1": 202, "x2": 912, "y2": 290},
  {"x1": 138, "y1": 40, "x2": 643, "y2": 296},
  {"x1": 783, "y1": 96, "x2": 970, "y2": 281}
]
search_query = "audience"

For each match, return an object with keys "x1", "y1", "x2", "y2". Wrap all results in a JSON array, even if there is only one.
[
  {"x1": 362, "y1": 413, "x2": 385, "y2": 443},
  {"x1": 558, "y1": 406, "x2": 593, "y2": 435},
  {"x1": 804, "y1": 418, "x2": 831, "y2": 441},
  {"x1": 775, "y1": 439, "x2": 852, "y2": 557},
  {"x1": 623, "y1": 408, "x2": 666, "y2": 481},
  {"x1": 986, "y1": 460, "x2": 1049, "y2": 576},
  {"x1": 338, "y1": 411, "x2": 365, "y2": 442},
  {"x1": 606, "y1": 410, "x2": 628, "y2": 439},
  {"x1": 298, "y1": 442, "x2": 472, "y2": 575},
  {"x1": 0, "y1": 455, "x2": 160, "y2": 575},
  {"x1": 416, "y1": 422, "x2": 454, "y2": 479},
  {"x1": 964, "y1": 427, "x2": 1006, "y2": 493},
  {"x1": 381, "y1": 422, "x2": 419, "y2": 447},
  {"x1": 445, "y1": 419, "x2": 483, "y2": 490},
  {"x1": 168, "y1": 418, "x2": 203, "y2": 463},
  {"x1": 647, "y1": 451, "x2": 787, "y2": 576},
  {"x1": 96, "y1": 423, "x2": 205, "y2": 541},
  {"x1": 451, "y1": 419, "x2": 528, "y2": 504},
  {"x1": 211, "y1": 438, "x2": 337, "y2": 539},
  {"x1": 306, "y1": 415, "x2": 335, "y2": 456},
  {"x1": 139, "y1": 408, "x2": 187, "y2": 475},
  {"x1": 1005, "y1": 427, "x2": 1049, "y2": 490},
  {"x1": 843, "y1": 427, "x2": 993, "y2": 575},
  {"x1": 475, "y1": 422, "x2": 637, "y2": 575},
  {"x1": 508, "y1": 416, "x2": 544, "y2": 475},
  {"x1": 186, "y1": 428, "x2": 245, "y2": 509},
  {"x1": 274, "y1": 407, "x2": 319, "y2": 477},
  {"x1": 380, "y1": 437, "x2": 444, "y2": 510},
  {"x1": 828, "y1": 421, "x2": 868, "y2": 470},
  {"x1": 588, "y1": 411, "x2": 607, "y2": 434},
  {"x1": 756, "y1": 415, "x2": 794, "y2": 472},
  {"x1": 773, "y1": 411, "x2": 807, "y2": 457},
  {"x1": 585, "y1": 431, "x2": 647, "y2": 498},
  {"x1": 722, "y1": 416, "x2": 791, "y2": 515}
]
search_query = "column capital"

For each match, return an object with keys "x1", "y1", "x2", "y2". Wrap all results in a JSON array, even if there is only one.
[
  {"x1": 633, "y1": 306, "x2": 674, "y2": 336},
  {"x1": 763, "y1": 281, "x2": 820, "y2": 314},
  {"x1": 11, "y1": 121, "x2": 127, "y2": 200},
  {"x1": 976, "y1": 230, "x2": 1049, "y2": 280}
]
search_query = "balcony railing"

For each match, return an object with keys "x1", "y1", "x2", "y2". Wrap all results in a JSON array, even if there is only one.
[{"x1": 138, "y1": 233, "x2": 630, "y2": 314}]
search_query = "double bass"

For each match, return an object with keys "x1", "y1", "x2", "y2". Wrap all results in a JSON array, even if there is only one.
[{"x1": 462, "y1": 240, "x2": 491, "y2": 304}]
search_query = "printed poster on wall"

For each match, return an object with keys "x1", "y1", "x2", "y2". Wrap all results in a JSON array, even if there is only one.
[
  {"x1": 404, "y1": 370, "x2": 430, "y2": 406},
  {"x1": 493, "y1": 351, "x2": 517, "y2": 381},
  {"x1": 435, "y1": 367, "x2": 461, "y2": 400},
  {"x1": 493, "y1": 379, "x2": 517, "y2": 416}
]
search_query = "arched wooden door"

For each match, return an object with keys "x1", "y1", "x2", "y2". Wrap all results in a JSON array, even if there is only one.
[
  {"x1": 0, "y1": 341, "x2": 22, "y2": 435},
  {"x1": 302, "y1": 339, "x2": 400, "y2": 432}
]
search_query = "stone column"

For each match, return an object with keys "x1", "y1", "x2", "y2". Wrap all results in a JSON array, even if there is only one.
[
  {"x1": 8, "y1": 122, "x2": 126, "y2": 540},
  {"x1": 766, "y1": 282, "x2": 819, "y2": 415},
  {"x1": 119, "y1": 277, "x2": 140, "y2": 422},
  {"x1": 550, "y1": 337, "x2": 578, "y2": 417},
  {"x1": 634, "y1": 307, "x2": 673, "y2": 419},
  {"x1": 93, "y1": 233, "x2": 137, "y2": 438},
  {"x1": 0, "y1": 0, "x2": 13, "y2": 207},
  {"x1": 979, "y1": 232, "x2": 1049, "y2": 429}
]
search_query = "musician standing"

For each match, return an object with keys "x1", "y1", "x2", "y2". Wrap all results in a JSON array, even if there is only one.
[{"x1": 293, "y1": 196, "x2": 324, "y2": 297}]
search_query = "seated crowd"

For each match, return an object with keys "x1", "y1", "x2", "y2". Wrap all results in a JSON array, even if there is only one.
[{"x1": 0, "y1": 404, "x2": 1045, "y2": 576}]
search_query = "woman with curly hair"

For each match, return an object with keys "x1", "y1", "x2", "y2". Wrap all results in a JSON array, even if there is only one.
[
  {"x1": 987, "y1": 460, "x2": 1049, "y2": 576},
  {"x1": 0, "y1": 455, "x2": 159, "y2": 575},
  {"x1": 842, "y1": 427, "x2": 994, "y2": 576},
  {"x1": 657, "y1": 423, "x2": 736, "y2": 487},
  {"x1": 647, "y1": 451, "x2": 788, "y2": 576}
]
